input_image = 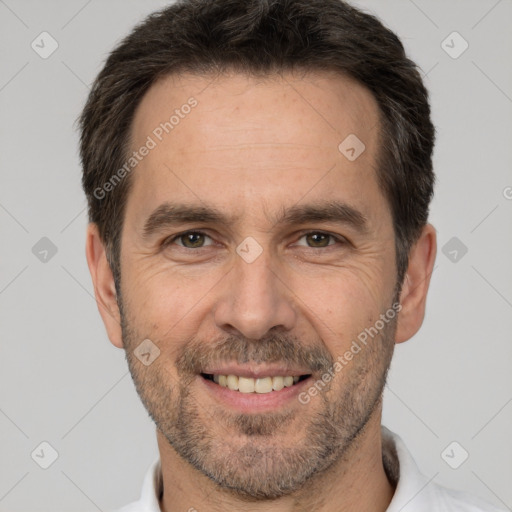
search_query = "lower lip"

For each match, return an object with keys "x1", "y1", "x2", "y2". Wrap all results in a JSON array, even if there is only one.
[{"x1": 199, "y1": 375, "x2": 312, "y2": 413}]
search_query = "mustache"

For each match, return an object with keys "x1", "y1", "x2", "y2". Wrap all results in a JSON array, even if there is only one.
[{"x1": 175, "y1": 332, "x2": 334, "y2": 376}]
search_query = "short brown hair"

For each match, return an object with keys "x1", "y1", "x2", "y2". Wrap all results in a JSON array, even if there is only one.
[{"x1": 80, "y1": 0, "x2": 435, "y2": 290}]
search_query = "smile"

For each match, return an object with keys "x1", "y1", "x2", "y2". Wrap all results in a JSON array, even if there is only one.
[{"x1": 201, "y1": 373, "x2": 311, "y2": 394}]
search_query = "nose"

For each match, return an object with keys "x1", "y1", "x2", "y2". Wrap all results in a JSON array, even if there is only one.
[{"x1": 213, "y1": 249, "x2": 297, "y2": 340}]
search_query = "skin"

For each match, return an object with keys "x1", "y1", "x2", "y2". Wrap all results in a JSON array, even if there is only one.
[{"x1": 86, "y1": 70, "x2": 436, "y2": 512}]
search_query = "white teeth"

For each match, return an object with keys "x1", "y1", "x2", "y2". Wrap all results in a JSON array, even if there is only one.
[
  {"x1": 255, "y1": 377, "x2": 273, "y2": 393},
  {"x1": 238, "y1": 376, "x2": 255, "y2": 393},
  {"x1": 272, "y1": 376, "x2": 284, "y2": 391},
  {"x1": 226, "y1": 374, "x2": 239, "y2": 391},
  {"x1": 210, "y1": 374, "x2": 305, "y2": 394}
]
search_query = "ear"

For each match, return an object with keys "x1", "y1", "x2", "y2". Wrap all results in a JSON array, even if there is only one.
[
  {"x1": 85, "y1": 223, "x2": 124, "y2": 348},
  {"x1": 395, "y1": 223, "x2": 437, "y2": 344}
]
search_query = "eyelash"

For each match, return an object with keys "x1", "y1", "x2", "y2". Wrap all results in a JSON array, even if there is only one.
[{"x1": 162, "y1": 230, "x2": 348, "y2": 250}]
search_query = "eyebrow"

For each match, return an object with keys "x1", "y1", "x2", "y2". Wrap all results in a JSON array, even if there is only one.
[{"x1": 141, "y1": 200, "x2": 368, "y2": 240}]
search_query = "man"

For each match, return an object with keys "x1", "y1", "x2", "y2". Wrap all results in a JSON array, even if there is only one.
[{"x1": 80, "y1": 0, "x2": 505, "y2": 510}]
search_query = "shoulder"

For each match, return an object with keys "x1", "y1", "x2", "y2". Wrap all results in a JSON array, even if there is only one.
[
  {"x1": 107, "y1": 457, "x2": 162, "y2": 512},
  {"x1": 424, "y1": 481, "x2": 507, "y2": 512},
  {"x1": 381, "y1": 426, "x2": 507, "y2": 512}
]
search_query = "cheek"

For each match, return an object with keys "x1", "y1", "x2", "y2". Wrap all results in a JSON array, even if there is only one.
[
  {"x1": 121, "y1": 259, "x2": 203, "y2": 342},
  {"x1": 289, "y1": 264, "x2": 391, "y2": 350}
]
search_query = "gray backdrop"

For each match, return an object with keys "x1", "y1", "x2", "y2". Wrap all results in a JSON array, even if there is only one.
[{"x1": 1, "y1": 0, "x2": 511, "y2": 510}]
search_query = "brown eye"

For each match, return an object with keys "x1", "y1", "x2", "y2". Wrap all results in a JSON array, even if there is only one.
[
  {"x1": 304, "y1": 232, "x2": 332, "y2": 247},
  {"x1": 181, "y1": 232, "x2": 205, "y2": 248},
  {"x1": 294, "y1": 232, "x2": 341, "y2": 249},
  {"x1": 166, "y1": 231, "x2": 213, "y2": 249}
]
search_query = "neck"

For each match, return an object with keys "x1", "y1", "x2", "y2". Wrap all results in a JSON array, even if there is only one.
[{"x1": 157, "y1": 409, "x2": 394, "y2": 512}]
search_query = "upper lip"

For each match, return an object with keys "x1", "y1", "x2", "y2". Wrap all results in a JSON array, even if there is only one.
[{"x1": 201, "y1": 364, "x2": 312, "y2": 379}]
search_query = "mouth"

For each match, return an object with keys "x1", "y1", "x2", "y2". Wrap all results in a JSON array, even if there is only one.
[
  {"x1": 198, "y1": 364, "x2": 314, "y2": 412},
  {"x1": 201, "y1": 373, "x2": 311, "y2": 394}
]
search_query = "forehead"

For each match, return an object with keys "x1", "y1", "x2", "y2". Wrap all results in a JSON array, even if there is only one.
[
  {"x1": 126, "y1": 70, "x2": 385, "y2": 228},
  {"x1": 132, "y1": 70, "x2": 379, "y2": 152}
]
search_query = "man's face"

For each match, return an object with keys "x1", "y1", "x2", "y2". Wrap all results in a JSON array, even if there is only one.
[{"x1": 118, "y1": 71, "x2": 398, "y2": 498}]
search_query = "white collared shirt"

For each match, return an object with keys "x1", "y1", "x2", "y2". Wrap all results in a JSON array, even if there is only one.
[{"x1": 112, "y1": 426, "x2": 506, "y2": 512}]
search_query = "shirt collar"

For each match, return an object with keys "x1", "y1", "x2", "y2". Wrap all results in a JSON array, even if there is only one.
[
  {"x1": 135, "y1": 456, "x2": 162, "y2": 512},
  {"x1": 381, "y1": 425, "x2": 430, "y2": 511}
]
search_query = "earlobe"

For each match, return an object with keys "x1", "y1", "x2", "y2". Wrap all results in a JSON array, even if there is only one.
[
  {"x1": 395, "y1": 223, "x2": 437, "y2": 344},
  {"x1": 85, "y1": 223, "x2": 124, "y2": 349}
]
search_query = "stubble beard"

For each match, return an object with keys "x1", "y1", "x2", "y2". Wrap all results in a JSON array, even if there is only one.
[{"x1": 120, "y1": 298, "x2": 396, "y2": 500}]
